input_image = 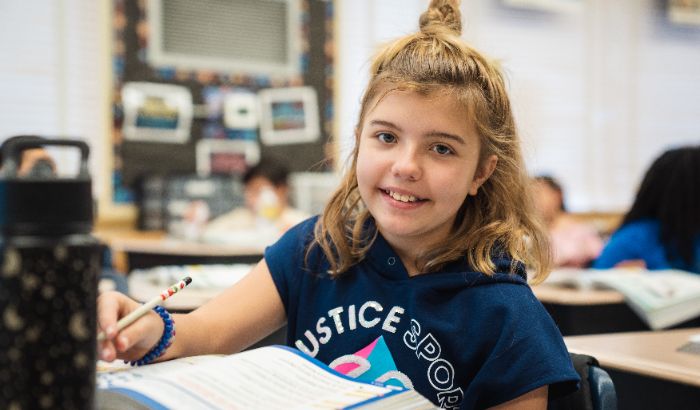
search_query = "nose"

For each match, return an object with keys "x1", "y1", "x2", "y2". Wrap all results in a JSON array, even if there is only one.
[{"x1": 391, "y1": 146, "x2": 422, "y2": 181}]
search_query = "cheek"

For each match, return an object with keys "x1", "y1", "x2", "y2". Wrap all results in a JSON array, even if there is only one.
[
  {"x1": 355, "y1": 147, "x2": 373, "y2": 192},
  {"x1": 436, "y1": 169, "x2": 473, "y2": 208},
  {"x1": 443, "y1": 185, "x2": 470, "y2": 211}
]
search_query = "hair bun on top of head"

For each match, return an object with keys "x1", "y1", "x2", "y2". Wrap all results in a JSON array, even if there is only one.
[{"x1": 419, "y1": 0, "x2": 462, "y2": 35}]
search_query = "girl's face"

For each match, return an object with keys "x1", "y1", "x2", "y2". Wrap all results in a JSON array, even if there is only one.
[
  {"x1": 356, "y1": 90, "x2": 497, "y2": 254},
  {"x1": 245, "y1": 176, "x2": 287, "y2": 211}
]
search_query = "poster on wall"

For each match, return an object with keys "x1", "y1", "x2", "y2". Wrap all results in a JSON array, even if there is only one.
[
  {"x1": 223, "y1": 91, "x2": 259, "y2": 131},
  {"x1": 668, "y1": 0, "x2": 700, "y2": 26},
  {"x1": 195, "y1": 138, "x2": 260, "y2": 176},
  {"x1": 258, "y1": 86, "x2": 320, "y2": 146},
  {"x1": 122, "y1": 82, "x2": 193, "y2": 143},
  {"x1": 111, "y1": 0, "x2": 333, "y2": 205}
]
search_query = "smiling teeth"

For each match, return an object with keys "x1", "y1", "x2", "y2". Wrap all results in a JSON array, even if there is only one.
[{"x1": 388, "y1": 190, "x2": 417, "y2": 203}]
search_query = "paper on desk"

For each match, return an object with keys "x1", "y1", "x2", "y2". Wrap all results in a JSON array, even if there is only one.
[
  {"x1": 677, "y1": 342, "x2": 700, "y2": 356},
  {"x1": 129, "y1": 264, "x2": 252, "y2": 290}
]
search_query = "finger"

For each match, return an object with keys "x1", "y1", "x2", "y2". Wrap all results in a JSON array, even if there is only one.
[
  {"x1": 97, "y1": 291, "x2": 123, "y2": 340},
  {"x1": 99, "y1": 340, "x2": 117, "y2": 362}
]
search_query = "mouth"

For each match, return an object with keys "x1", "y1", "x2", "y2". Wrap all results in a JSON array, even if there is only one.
[{"x1": 381, "y1": 188, "x2": 427, "y2": 204}]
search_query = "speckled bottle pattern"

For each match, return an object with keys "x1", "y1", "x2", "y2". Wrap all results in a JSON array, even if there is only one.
[{"x1": 1, "y1": 238, "x2": 100, "y2": 409}]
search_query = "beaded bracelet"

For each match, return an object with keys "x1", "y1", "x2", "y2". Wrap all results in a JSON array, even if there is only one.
[{"x1": 128, "y1": 305, "x2": 175, "y2": 366}]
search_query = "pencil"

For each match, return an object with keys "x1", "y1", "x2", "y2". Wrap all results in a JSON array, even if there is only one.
[{"x1": 97, "y1": 276, "x2": 192, "y2": 342}]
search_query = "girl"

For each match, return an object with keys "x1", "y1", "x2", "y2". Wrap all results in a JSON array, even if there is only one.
[
  {"x1": 593, "y1": 146, "x2": 700, "y2": 273},
  {"x1": 98, "y1": 1, "x2": 579, "y2": 408}
]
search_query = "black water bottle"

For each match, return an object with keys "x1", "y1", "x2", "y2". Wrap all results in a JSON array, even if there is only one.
[{"x1": 0, "y1": 137, "x2": 100, "y2": 409}]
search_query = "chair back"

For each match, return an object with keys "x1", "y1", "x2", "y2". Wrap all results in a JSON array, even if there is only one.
[
  {"x1": 549, "y1": 352, "x2": 617, "y2": 410},
  {"x1": 589, "y1": 365, "x2": 617, "y2": 410}
]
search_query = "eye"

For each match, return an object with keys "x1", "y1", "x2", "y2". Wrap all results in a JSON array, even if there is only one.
[
  {"x1": 377, "y1": 132, "x2": 396, "y2": 144},
  {"x1": 431, "y1": 144, "x2": 454, "y2": 156}
]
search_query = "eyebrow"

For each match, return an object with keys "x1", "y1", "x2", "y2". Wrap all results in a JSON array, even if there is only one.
[{"x1": 368, "y1": 119, "x2": 466, "y2": 145}]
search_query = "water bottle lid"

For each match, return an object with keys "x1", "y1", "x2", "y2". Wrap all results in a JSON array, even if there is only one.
[{"x1": 0, "y1": 137, "x2": 94, "y2": 235}]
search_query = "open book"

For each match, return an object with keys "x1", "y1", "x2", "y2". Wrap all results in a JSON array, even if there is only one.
[
  {"x1": 543, "y1": 268, "x2": 700, "y2": 330},
  {"x1": 96, "y1": 345, "x2": 436, "y2": 410}
]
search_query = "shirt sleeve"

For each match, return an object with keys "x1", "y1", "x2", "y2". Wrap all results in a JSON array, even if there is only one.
[
  {"x1": 593, "y1": 221, "x2": 669, "y2": 269},
  {"x1": 463, "y1": 285, "x2": 580, "y2": 408},
  {"x1": 264, "y1": 216, "x2": 318, "y2": 313}
]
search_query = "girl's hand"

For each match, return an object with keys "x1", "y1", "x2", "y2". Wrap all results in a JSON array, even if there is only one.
[{"x1": 97, "y1": 290, "x2": 164, "y2": 362}]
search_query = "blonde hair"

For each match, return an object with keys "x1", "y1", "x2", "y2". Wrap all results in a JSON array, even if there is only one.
[{"x1": 311, "y1": 0, "x2": 551, "y2": 283}]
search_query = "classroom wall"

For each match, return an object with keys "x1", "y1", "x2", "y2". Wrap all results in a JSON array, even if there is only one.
[
  {"x1": 2, "y1": 0, "x2": 698, "y2": 218},
  {"x1": 337, "y1": 0, "x2": 700, "y2": 212}
]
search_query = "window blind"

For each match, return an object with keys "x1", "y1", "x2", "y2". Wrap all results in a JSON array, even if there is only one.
[{"x1": 0, "y1": 0, "x2": 107, "y2": 197}]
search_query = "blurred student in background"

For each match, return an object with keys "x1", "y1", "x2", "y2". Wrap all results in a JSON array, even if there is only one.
[
  {"x1": 0, "y1": 135, "x2": 56, "y2": 177},
  {"x1": 202, "y1": 156, "x2": 309, "y2": 244},
  {"x1": 593, "y1": 146, "x2": 700, "y2": 273},
  {"x1": 532, "y1": 175, "x2": 603, "y2": 268}
]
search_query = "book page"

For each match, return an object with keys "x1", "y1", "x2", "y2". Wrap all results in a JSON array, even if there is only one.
[
  {"x1": 592, "y1": 270, "x2": 700, "y2": 308},
  {"x1": 98, "y1": 346, "x2": 400, "y2": 410}
]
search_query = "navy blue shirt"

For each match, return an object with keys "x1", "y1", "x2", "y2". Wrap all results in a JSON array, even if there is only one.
[{"x1": 265, "y1": 217, "x2": 578, "y2": 409}]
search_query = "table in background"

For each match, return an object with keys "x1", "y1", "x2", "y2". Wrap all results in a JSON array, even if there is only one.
[
  {"x1": 106, "y1": 233, "x2": 264, "y2": 272},
  {"x1": 565, "y1": 327, "x2": 700, "y2": 410},
  {"x1": 533, "y1": 283, "x2": 700, "y2": 336}
]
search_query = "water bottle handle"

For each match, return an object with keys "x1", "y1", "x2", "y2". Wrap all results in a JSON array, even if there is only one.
[{"x1": 0, "y1": 136, "x2": 90, "y2": 178}]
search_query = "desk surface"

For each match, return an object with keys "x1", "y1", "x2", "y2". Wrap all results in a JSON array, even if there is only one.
[
  {"x1": 565, "y1": 327, "x2": 700, "y2": 387},
  {"x1": 96, "y1": 230, "x2": 265, "y2": 272},
  {"x1": 532, "y1": 283, "x2": 625, "y2": 305},
  {"x1": 109, "y1": 236, "x2": 264, "y2": 257}
]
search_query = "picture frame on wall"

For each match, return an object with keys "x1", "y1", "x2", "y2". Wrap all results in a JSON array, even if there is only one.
[
  {"x1": 195, "y1": 138, "x2": 260, "y2": 176},
  {"x1": 258, "y1": 86, "x2": 320, "y2": 146},
  {"x1": 122, "y1": 82, "x2": 193, "y2": 143},
  {"x1": 668, "y1": 0, "x2": 700, "y2": 26}
]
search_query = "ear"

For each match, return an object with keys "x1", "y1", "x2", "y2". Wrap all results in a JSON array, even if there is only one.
[{"x1": 468, "y1": 154, "x2": 498, "y2": 196}]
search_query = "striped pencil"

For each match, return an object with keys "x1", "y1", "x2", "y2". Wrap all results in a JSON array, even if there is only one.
[{"x1": 97, "y1": 277, "x2": 192, "y2": 342}]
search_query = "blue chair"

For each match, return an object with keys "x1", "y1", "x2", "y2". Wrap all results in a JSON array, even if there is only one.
[{"x1": 550, "y1": 353, "x2": 617, "y2": 410}]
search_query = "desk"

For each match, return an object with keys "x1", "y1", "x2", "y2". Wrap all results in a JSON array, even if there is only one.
[
  {"x1": 533, "y1": 284, "x2": 646, "y2": 335},
  {"x1": 565, "y1": 328, "x2": 700, "y2": 410},
  {"x1": 108, "y1": 234, "x2": 264, "y2": 271},
  {"x1": 533, "y1": 283, "x2": 700, "y2": 335}
]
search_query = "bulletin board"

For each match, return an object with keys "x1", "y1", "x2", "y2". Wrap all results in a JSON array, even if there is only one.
[{"x1": 111, "y1": 0, "x2": 334, "y2": 203}]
